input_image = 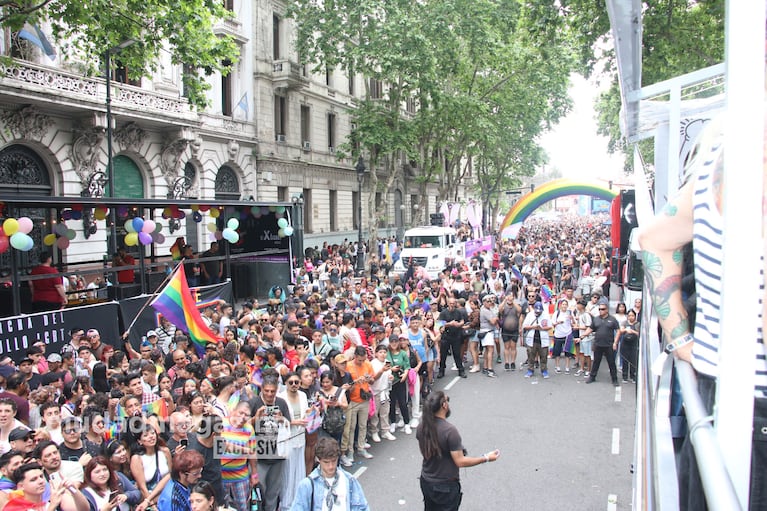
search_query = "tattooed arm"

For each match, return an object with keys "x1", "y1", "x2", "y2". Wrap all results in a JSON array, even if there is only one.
[{"x1": 638, "y1": 180, "x2": 695, "y2": 362}]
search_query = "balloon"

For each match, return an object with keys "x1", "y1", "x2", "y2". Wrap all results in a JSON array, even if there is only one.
[
  {"x1": 10, "y1": 232, "x2": 31, "y2": 251},
  {"x1": 277, "y1": 218, "x2": 288, "y2": 229},
  {"x1": 154, "y1": 233, "x2": 165, "y2": 244},
  {"x1": 175, "y1": 210, "x2": 185, "y2": 219},
  {"x1": 278, "y1": 228, "x2": 285, "y2": 238},
  {"x1": 138, "y1": 232, "x2": 152, "y2": 245},
  {"x1": 54, "y1": 224, "x2": 69, "y2": 236},
  {"x1": 214, "y1": 230, "x2": 223, "y2": 240},
  {"x1": 206, "y1": 222, "x2": 217, "y2": 233},
  {"x1": 260, "y1": 207, "x2": 270, "y2": 216},
  {"x1": 142, "y1": 220, "x2": 156, "y2": 233},
  {"x1": 153, "y1": 223, "x2": 162, "y2": 233},
  {"x1": 210, "y1": 208, "x2": 220, "y2": 218},
  {"x1": 223, "y1": 228, "x2": 239, "y2": 243},
  {"x1": 124, "y1": 232, "x2": 138, "y2": 246},
  {"x1": 228, "y1": 231, "x2": 239, "y2": 243},
  {"x1": 94, "y1": 209, "x2": 107, "y2": 221},
  {"x1": 65, "y1": 229, "x2": 76, "y2": 241},
  {"x1": 132, "y1": 217, "x2": 144, "y2": 233},
  {"x1": 72, "y1": 204, "x2": 83, "y2": 211},
  {"x1": 70, "y1": 211, "x2": 82, "y2": 220},
  {"x1": 124, "y1": 221, "x2": 136, "y2": 233},
  {"x1": 56, "y1": 236, "x2": 70, "y2": 250},
  {"x1": 190, "y1": 204, "x2": 199, "y2": 212},
  {"x1": 61, "y1": 210, "x2": 72, "y2": 220},
  {"x1": 250, "y1": 206, "x2": 261, "y2": 217},
  {"x1": 275, "y1": 206, "x2": 285, "y2": 214},
  {"x1": 193, "y1": 211, "x2": 203, "y2": 223},
  {"x1": 284, "y1": 226, "x2": 294, "y2": 236},
  {"x1": 268, "y1": 206, "x2": 276, "y2": 212},
  {"x1": 227, "y1": 218, "x2": 239, "y2": 230},
  {"x1": 17, "y1": 217, "x2": 33, "y2": 234},
  {"x1": 222, "y1": 227, "x2": 234, "y2": 239},
  {"x1": 0, "y1": 236, "x2": 8, "y2": 254},
  {"x1": 199, "y1": 205, "x2": 210, "y2": 212},
  {"x1": 43, "y1": 234, "x2": 57, "y2": 246},
  {"x1": 117, "y1": 206, "x2": 129, "y2": 218},
  {"x1": 163, "y1": 207, "x2": 172, "y2": 217},
  {"x1": 3, "y1": 218, "x2": 18, "y2": 236}
]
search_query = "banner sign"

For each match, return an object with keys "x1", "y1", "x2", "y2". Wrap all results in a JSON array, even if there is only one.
[
  {"x1": 465, "y1": 236, "x2": 494, "y2": 259},
  {"x1": 119, "y1": 281, "x2": 233, "y2": 348},
  {"x1": 0, "y1": 302, "x2": 121, "y2": 361}
]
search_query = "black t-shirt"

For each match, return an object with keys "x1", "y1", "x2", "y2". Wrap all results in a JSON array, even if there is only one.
[
  {"x1": 59, "y1": 442, "x2": 85, "y2": 463},
  {"x1": 247, "y1": 395, "x2": 290, "y2": 463},
  {"x1": 417, "y1": 418, "x2": 464, "y2": 482},
  {"x1": 186, "y1": 435, "x2": 223, "y2": 503},
  {"x1": 592, "y1": 315, "x2": 619, "y2": 347},
  {"x1": 438, "y1": 308, "x2": 468, "y2": 341}
]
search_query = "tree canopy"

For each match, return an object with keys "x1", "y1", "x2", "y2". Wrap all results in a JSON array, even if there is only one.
[
  {"x1": 2, "y1": 0, "x2": 239, "y2": 109},
  {"x1": 287, "y1": 0, "x2": 577, "y2": 233}
]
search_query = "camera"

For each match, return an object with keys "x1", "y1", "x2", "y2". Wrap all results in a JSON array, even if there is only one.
[{"x1": 110, "y1": 389, "x2": 124, "y2": 399}]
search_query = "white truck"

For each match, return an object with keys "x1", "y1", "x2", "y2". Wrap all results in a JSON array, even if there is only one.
[{"x1": 392, "y1": 226, "x2": 465, "y2": 279}]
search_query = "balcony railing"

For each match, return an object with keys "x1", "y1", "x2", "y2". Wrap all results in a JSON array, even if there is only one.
[{"x1": 272, "y1": 59, "x2": 308, "y2": 90}]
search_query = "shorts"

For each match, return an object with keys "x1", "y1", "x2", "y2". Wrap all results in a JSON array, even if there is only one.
[
  {"x1": 501, "y1": 331, "x2": 519, "y2": 343},
  {"x1": 552, "y1": 337, "x2": 566, "y2": 358},
  {"x1": 580, "y1": 337, "x2": 593, "y2": 358},
  {"x1": 480, "y1": 331, "x2": 495, "y2": 347},
  {"x1": 425, "y1": 346, "x2": 437, "y2": 362}
]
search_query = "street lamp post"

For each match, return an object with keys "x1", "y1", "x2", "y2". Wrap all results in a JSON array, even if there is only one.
[
  {"x1": 355, "y1": 156, "x2": 366, "y2": 276},
  {"x1": 291, "y1": 193, "x2": 305, "y2": 264}
]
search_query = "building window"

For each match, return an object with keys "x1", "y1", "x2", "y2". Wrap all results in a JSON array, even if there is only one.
[
  {"x1": 350, "y1": 122, "x2": 360, "y2": 153},
  {"x1": 222, "y1": 70, "x2": 232, "y2": 116},
  {"x1": 300, "y1": 105, "x2": 311, "y2": 147},
  {"x1": 348, "y1": 70, "x2": 355, "y2": 95},
  {"x1": 278, "y1": 186, "x2": 288, "y2": 202},
  {"x1": 369, "y1": 78, "x2": 382, "y2": 99},
  {"x1": 274, "y1": 95, "x2": 286, "y2": 140},
  {"x1": 223, "y1": 0, "x2": 234, "y2": 10},
  {"x1": 406, "y1": 97, "x2": 416, "y2": 114},
  {"x1": 273, "y1": 15, "x2": 281, "y2": 60},
  {"x1": 325, "y1": 66, "x2": 332, "y2": 87},
  {"x1": 302, "y1": 188, "x2": 312, "y2": 234},
  {"x1": 327, "y1": 113, "x2": 336, "y2": 152},
  {"x1": 329, "y1": 190, "x2": 337, "y2": 231},
  {"x1": 114, "y1": 61, "x2": 141, "y2": 87}
]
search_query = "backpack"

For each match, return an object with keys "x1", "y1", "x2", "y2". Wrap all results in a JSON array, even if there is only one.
[{"x1": 322, "y1": 387, "x2": 346, "y2": 435}]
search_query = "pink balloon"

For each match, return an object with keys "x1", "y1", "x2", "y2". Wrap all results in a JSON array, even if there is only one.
[
  {"x1": 56, "y1": 236, "x2": 70, "y2": 250},
  {"x1": 138, "y1": 231, "x2": 153, "y2": 245},
  {"x1": 214, "y1": 230, "x2": 223, "y2": 240},
  {"x1": 17, "y1": 217, "x2": 33, "y2": 234},
  {"x1": 142, "y1": 219, "x2": 156, "y2": 233}
]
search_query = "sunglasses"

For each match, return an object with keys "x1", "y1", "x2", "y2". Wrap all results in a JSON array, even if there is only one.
[
  {"x1": 599, "y1": 308, "x2": 607, "y2": 311},
  {"x1": 287, "y1": 380, "x2": 300, "y2": 385}
]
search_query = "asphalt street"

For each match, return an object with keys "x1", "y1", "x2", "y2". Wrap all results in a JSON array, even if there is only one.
[{"x1": 349, "y1": 353, "x2": 637, "y2": 511}]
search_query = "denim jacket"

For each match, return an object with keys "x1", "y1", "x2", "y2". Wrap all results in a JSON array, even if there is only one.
[{"x1": 290, "y1": 466, "x2": 370, "y2": 511}]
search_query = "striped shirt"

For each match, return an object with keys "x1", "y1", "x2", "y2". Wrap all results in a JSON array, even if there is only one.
[
  {"x1": 220, "y1": 419, "x2": 255, "y2": 482},
  {"x1": 691, "y1": 122, "x2": 767, "y2": 397}
]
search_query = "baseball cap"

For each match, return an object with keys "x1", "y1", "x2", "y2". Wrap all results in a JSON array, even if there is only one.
[
  {"x1": 9, "y1": 427, "x2": 32, "y2": 442},
  {"x1": 47, "y1": 353, "x2": 62, "y2": 363},
  {"x1": 146, "y1": 330, "x2": 158, "y2": 338},
  {"x1": 19, "y1": 358, "x2": 34, "y2": 366},
  {"x1": 334, "y1": 354, "x2": 348, "y2": 365},
  {"x1": 533, "y1": 302, "x2": 544, "y2": 312}
]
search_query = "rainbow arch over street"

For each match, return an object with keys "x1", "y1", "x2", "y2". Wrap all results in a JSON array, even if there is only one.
[{"x1": 500, "y1": 178, "x2": 618, "y2": 230}]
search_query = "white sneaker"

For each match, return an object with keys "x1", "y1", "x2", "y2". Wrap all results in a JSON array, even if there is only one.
[
  {"x1": 382, "y1": 432, "x2": 397, "y2": 441},
  {"x1": 451, "y1": 364, "x2": 458, "y2": 371},
  {"x1": 409, "y1": 418, "x2": 419, "y2": 428},
  {"x1": 364, "y1": 442, "x2": 371, "y2": 449},
  {"x1": 403, "y1": 425, "x2": 412, "y2": 435},
  {"x1": 469, "y1": 365, "x2": 481, "y2": 373},
  {"x1": 396, "y1": 419, "x2": 405, "y2": 428},
  {"x1": 371, "y1": 433, "x2": 381, "y2": 443},
  {"x1": 340, "y1": 454, "x2": 353, "y2": 467},
  {"x1": 357, "y1": 449, "x2": 373, "y2": 459},
  {"x1": 389, "y1": 424, "x2": 396, "y2": 434}
]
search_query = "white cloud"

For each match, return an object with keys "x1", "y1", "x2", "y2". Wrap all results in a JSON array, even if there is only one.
[{"x1": 539, "y1": 73, "x2": 625, "y2": 183}]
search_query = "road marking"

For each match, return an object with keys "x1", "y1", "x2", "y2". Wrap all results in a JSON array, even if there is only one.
[
  {"x1": 352, "y1": 466, "x2": 367, "y2": 478},
  {"x1": 607, "y1": 494, "x2": 618, "y2": 511},
  {"x1": 611, "y1": 428, "x2": 620, "y2": 455},
  {"x1": 444, "y1": 376, "x2": 460, "y2": 391},
  {"x1": 615, "y1": 386, "x2": 622, "y2": 402}
]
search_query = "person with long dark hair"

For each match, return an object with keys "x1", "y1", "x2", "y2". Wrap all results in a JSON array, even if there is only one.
[{"x1": 416, "y1": 391, "x2": 499, "y2": 511}]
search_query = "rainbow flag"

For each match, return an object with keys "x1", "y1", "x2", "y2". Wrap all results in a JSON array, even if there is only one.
[
  {"x1": 540, "y1": 284, "x2": 553, "y2": 303},
  {"x1": 511, "y1": 266, "x2": 523, "y2": 281},
  {"x1": 114, "y1": 398, "x2": 170, "y2": 421},
  {"x1": 151, "y1": 264, "x2": 222, "y2": 352}
]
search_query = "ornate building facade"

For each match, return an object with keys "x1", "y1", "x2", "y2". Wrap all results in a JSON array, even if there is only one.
[{"x1": 0, "y1": 0, "x2": 444, "y2": 269}]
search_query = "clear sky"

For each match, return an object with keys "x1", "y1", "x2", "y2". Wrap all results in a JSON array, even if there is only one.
[{"x1": 538, "y1": 73, "x2": 626, "y2": 183}]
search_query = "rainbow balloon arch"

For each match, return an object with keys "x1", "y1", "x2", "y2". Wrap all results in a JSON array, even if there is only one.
[{"x1": 499, "y1": 178, "x2": 618, "y2": 239}]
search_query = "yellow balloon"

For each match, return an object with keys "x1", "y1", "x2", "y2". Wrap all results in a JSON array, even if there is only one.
[
  {"x1": 43, "y1": 233, "x2": 57, "y2": 246},
  {"x1": 207, "y1": 222, "x2": 217, "y2": 233},
  {"x1": 190, "y1": 204, "x2": 199, "y2": 212},
  {"x1": 94, "y1": 209, "x2": 106, "y2": 221},
  {"x1": 124, "y1": 232, "x2": 138, "y2": 246},
  {"x1": 210, "y1": 208, "x2": 220, "y2": 218},
  {"x1": 3, "y1": 218, "x2": 18, "y2": 236}
]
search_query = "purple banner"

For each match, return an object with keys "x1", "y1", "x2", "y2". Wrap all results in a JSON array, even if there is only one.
[{"x1": 465, "y1": 236, "x2": 494, "y2": 259}]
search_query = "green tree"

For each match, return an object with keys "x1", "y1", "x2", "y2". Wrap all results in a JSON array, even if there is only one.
[{"x1": 2, "y1": 0, "x2": 239, "y2": 109}]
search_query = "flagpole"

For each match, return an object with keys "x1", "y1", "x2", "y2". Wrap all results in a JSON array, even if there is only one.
[{"x1": 122, "y1": 258, "x2": 185, "y2": 336}]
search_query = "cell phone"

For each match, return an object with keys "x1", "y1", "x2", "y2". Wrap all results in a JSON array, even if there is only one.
[{"x1": 180, "y1": 439, "x2": 188, "y2": 448}]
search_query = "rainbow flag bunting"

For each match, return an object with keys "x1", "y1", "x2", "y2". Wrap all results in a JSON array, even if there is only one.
[
  {"x1": 114, "y1": 398, "x2": 170, "y2": 421},
  {"x1": 151, "y1": 264, "x2": 222, "y2": 353}
]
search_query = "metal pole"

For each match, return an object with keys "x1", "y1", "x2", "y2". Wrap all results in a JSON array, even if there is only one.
[
  {"x1": 105, "y1": 50, "x2": 117, "y2": 257},
  {"x1": 356, "y1": 174, "x2": 364, "y2": 275}
]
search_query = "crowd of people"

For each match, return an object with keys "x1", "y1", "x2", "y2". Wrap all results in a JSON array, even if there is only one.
[{"x1": 4, "y1": 213, "x2": 639, "y2": 511}]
